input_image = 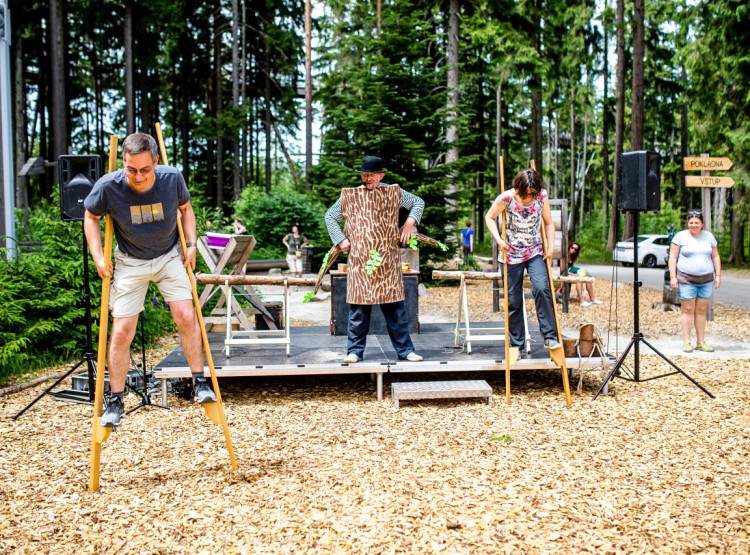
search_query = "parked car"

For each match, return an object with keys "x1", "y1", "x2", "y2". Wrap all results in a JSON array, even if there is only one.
[{"x1": 613, "y1": 234, "x2": 671, "y2": 268}]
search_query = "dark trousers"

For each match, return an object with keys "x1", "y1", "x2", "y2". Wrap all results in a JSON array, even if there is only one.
[
  {"x1": 506, "y1": 255, "x2": 558, "y2": 347},
  {"x1": 347, "y1": 301, "x2": 415, "y2": 359}
]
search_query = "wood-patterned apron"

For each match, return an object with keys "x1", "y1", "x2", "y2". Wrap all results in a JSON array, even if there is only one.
[{"x1": 340, "y1": 185, "x2": 404, "y2": 305}]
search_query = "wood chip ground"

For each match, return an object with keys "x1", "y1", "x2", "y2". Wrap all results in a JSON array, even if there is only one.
[{"x1": 1, "y1": 280, "x2": 748, "y2": 554}]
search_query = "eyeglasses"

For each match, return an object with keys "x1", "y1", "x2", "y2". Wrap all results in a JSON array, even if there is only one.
[
  {"x1": 688, "y1": 209, "x2": 702, "y2": 216},
  {"x1": 124, "y1": 165, "x2": 155, "y2": 177}
]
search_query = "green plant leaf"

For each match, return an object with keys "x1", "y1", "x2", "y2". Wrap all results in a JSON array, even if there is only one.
[{"x1": 490, "y1": 434, "x2": 513, "y2": 444}]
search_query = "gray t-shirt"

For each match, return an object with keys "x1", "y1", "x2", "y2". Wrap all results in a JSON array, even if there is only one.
[
  {"x1": 672, "y1": 229, "x2": 717, "y2": 276},
  {"x1": 84, "y1": 166, "x2": 190, "y2": 259}
]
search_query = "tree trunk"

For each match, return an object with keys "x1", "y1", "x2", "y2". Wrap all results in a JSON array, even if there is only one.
[
  {"x1": 625, "y1": 0, "x2": 645, "y2": 240},
  {"x1": 580, "y1": 115, "x2": 588, "y2": 225},
  {"x1": 607, "y1": 0, "x2": 626, "y2": 251},
  {"x1": 728, "y1": 186, "x2": 745, "y2": 264},
  {"x1": 568, "y1": 90, "x2": 576, "y2": 238},
  {"x1": 444, "y1": 0, "x2": 460, "y2": 186},
  {"x1": 273, "y1": 122, "x2": 300, "y2": 188},
  {"x1": 124, "y1": 0, "x2": 135, "y2": 134},
  {"x1": 180, "y1": 4, "x2": 191, "y2": 187},
  {"x1": 680, "y1": 63, "x2": 689, "y2": 210},
  {"x1": 12, "y1": 27, "x2": 27, "y2": 223},
  {"x1": 241, "y1": 0, "x2": 247, "y2": 189},
  {"x1": 601, "y1": 0, "x2": 610, "y2": 242},
  {"x1": 215, "y1": 10, "x2": 224, "y2": 206},
  {"x1": 304, "y1": 0, "x2": 313, "y2": 190},
  {"x1": 231, "y1": 0, "x2": 241, "y2": 199},
  {"x1": 530, "y1": 3, "x2": 542, "y2": 173},
  {"x1": 264, "y1": 44, "x2": 272, "y2": 193},
  {"x1": 554, "y1": 119, "x2": 559, "y2": 198},
  {"x1": 48, "y1": 0, "x2": 68, "y2": 157}
]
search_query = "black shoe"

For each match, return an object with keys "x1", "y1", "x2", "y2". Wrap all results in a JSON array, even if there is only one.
[
  {"x1": 101, "y1": 396, "x2": 124, "y2": 427},
  {"x1": 193, "y1": 377, "x2": 217, "y2": 404}
]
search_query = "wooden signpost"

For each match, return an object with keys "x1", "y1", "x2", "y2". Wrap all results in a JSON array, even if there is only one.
[
  {"x1": 683, "y1": 157, "x2": 733, "y2": 172},
  {"x1": 685, "y1": 176, "x2": 735, "y2": 188},
  {"x1": 683, "y1": 153, "x2": 735, "y2": 233}
]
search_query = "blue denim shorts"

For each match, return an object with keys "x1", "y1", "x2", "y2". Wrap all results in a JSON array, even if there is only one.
[{"x1": 678, "y1": 281, "x2": 714, "y2": 300}]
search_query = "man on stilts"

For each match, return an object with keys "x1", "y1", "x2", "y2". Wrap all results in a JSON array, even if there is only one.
[{"x1": 84, "y1": 132, "x2": 215, "y2": 427}]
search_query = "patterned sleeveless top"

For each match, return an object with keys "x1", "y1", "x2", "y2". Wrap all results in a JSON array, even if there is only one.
[{"x1": 498, "y1": 188, "x2": 548, "y2": 265}]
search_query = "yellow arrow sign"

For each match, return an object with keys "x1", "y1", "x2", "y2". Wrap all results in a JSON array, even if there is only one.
[
  {"x1": 686, "y1": 176, "x2": 735, "y2": 188},
  {"x1": 683, "y1": 157, "x2": 733, "y2": 171}
]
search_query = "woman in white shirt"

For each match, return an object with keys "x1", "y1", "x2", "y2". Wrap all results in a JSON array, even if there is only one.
[{"x1": 668, "y1": 210, "x2": 721, "y2": 352}]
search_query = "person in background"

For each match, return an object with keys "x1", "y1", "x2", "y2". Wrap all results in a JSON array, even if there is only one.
[
  {"x1": 567, "y1": 242, "x2": 602, "y2": 307},
  {"x1": 668, "y1": 209, "x2": 721, "y2": 353},
  {"x1": 460, "y1": 220, "x2": 474, "y2": 262},
  {"x1": 485, "y1": 168, "x2": 561, "y2": 353},
  {"x1": 83, "y1": 132, "x2": 215, "y2": 427},
  {"x1": 282, "y1": 223, "x2": 308, "y2": 278},
  {"x1": 233, "y1": 218, "x2": 247, "y2": 235}
]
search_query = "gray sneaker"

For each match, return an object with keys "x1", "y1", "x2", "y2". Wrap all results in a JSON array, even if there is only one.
[
  {"x1": 544, "y1": 338, "x2": 562, "y2": 350},
  {"x1": 101, "y1": 396, "x2": 124, "y2": 427},
  {"x1": 193, "y1": 377, "x2": 217, "y2": 403}
]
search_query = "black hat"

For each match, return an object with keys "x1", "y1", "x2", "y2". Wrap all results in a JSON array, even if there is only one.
[{"x1": 356, "y1": 156, "x2": 386, "y2": 173}]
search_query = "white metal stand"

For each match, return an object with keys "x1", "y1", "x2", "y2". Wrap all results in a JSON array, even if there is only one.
[
  {"x1": 454, "y1": 274, "x2": 530, "y2": 354},
  {"x1": 223, "y1": 278, "x2": 291, "y2": 357}
]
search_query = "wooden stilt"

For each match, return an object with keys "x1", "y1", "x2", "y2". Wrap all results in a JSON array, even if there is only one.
[
  {"x1": 89, "y1": 135, "x2": 118, "y2": 492},
  {"x1": 155, "y1": 123, "x2": 238, "y2": 470},
  {"x1": 531, "y1": 160, "x2": 572, "y2": 407},
  {"x1": 501, "y1": 211, "x2": 519, "y2": 405},
  {"x1": 499, "y1": 157, "x2": 519, "y2": 404}
]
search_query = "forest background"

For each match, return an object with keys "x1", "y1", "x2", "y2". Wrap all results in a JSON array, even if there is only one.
[{"x1": 0, "y1": 0, "x2": 748, "y2": 377}]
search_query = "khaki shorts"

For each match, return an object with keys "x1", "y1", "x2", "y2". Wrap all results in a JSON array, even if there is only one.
[{"x1": 110, "y1": 246, "x2": 193, "y2": 318}]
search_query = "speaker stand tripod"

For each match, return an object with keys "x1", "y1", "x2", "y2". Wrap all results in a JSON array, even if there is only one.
[
  {"x1": 14, "y1": 225, "x2": 98, "y2": 419},
  {"x1": 593, "y1": 212, "x2": 714, "y2": 400},
  {"x1": 125, "y1": 314, "x2": 169, "y2": 415}
]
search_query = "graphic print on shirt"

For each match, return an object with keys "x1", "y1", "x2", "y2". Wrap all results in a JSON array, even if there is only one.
[
  {"x1": 130, "y1": 203, "x2": 165, "y2": 225},
  {"x1": 500, "y1": 190, "x2": 546, "y2": 264}
]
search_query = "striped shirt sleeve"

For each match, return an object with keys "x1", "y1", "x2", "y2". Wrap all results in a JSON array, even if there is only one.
[
  {"x1": 324, "y1": 186, "x2": 425, "y2": 246},
  {"x1": 324, "y1": 199, "x2": 346, "y2": 246},
  {"x1": 400, "y1": 188, "x2": 424, "y2": 224}
]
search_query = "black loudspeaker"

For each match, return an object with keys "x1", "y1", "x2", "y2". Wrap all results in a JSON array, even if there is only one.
[
  {"x1": 617, "y1": 150, "x2": 661, "y2": 212},
  {"x1": 59, "y1": 155, "x2": 102, "y2": 221}
]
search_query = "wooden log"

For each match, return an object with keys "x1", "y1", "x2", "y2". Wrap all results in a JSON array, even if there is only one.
[
  {"x1": 432, "y1": 270, "x2": 595, "y2": 283},
  {"x1": 433, "y1": 270, "x2": 503, "y2": 281},
  {"x1": 551, "y1": 274, "x2": 596, "y2": 283},
  {"x1": 196, "y1": 273, "x2": 318, "y2": 286}
]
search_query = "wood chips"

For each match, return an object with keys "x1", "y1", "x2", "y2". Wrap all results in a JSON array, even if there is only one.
[{"x1": 1, "y1": 281, "x2": 749, "y2": 554}]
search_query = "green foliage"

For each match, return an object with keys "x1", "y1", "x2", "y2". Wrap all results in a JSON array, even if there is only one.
[
  {"x1": 365, "y1": 249, "x2": 384, "y2": 276},
  {"x1": 458, "y1": 256, "x2": 481, "y2": 272},
  {"x1": 234, "y1": 186, "x2": 329, "y2": 261},
  {"x1": 491, "y1": 434, "x2": 514, "y2": 444},
  {"x1": 0, "y1": 202, "x2": 176, "y2": 379},
  {"x1": 408, "y1": 233, "x2": 419, "y2": 250},
  {"x1": 302, "y1": 291, "x2": 316, "y2": 303}
]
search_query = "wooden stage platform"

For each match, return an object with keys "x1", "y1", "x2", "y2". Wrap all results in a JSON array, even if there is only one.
[{"x1": 154, "y1": 323, "x2": 616, "y2": 404}]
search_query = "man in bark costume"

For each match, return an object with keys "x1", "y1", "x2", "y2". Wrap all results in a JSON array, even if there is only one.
[{"x1": 324, "y1": 156, "x2": 425, "y2": 363}]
